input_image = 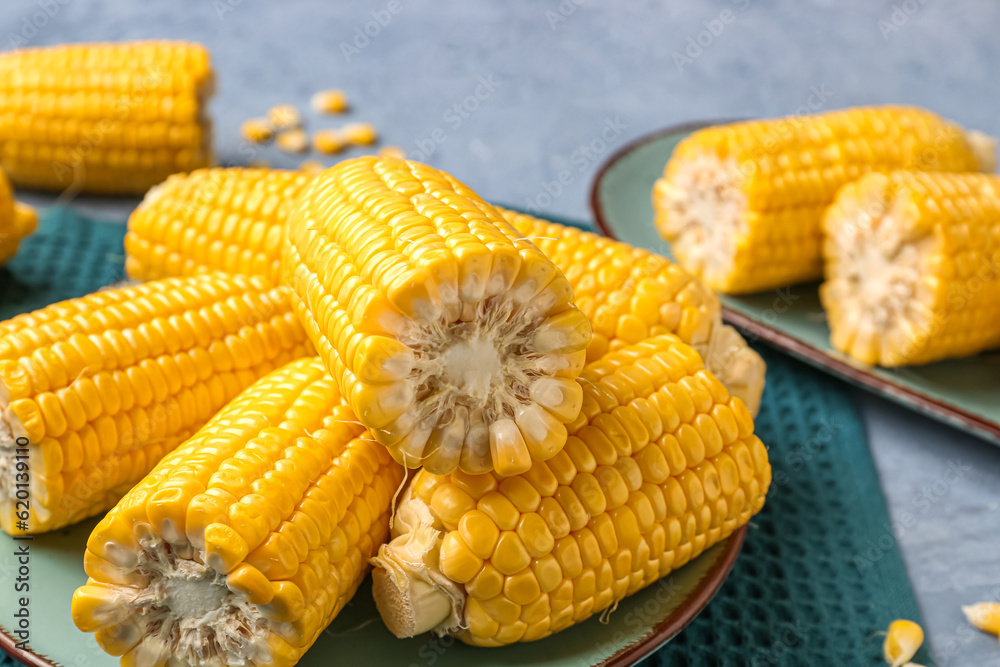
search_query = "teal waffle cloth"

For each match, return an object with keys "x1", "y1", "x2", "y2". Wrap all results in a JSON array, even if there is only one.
[{"x1": 0, "y1": 208, "x2": 929, "y2": 667}]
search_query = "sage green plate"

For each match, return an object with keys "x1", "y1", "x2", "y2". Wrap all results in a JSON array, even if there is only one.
[
  {"x1": 0, "y1": 518, "x2": 744, "y2": 666},
  {"x1": 590, "y1": 121, "x2": 1000, "y2": 447}
]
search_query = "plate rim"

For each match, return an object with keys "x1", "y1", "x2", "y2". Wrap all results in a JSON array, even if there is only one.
[
  {"x1": 589, "y1": 120, "x2": 1000, "y2": 448},
  {"x1": 0, "y1": 526, "x2": 747, "y2": 667}
]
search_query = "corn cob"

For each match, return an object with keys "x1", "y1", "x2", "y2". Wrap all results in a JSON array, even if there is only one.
[
  {"x1": 372, "y1": 335, "x2": 771, "y2": 645},
  {"x1": 125, "y1": 168, "x2": 313, "y2": 285},
  {"x1": 822, "y1": 171, "x2": 1000, "y2": 366},
  {"x1": 0, "y1": 167, "x2": 36, "y2": 265},
  {"x1": 283, "y1": 157, "x2": 592, "y2": 477},
  {"x1": 72, "y1": 357, "x2": 404, "y2": 667},
  {"x1": 500, "y1": 207, "x2": 765, "y2": 415},
  {"x1": 0, "y1": 274, "x2": 312, "y2": 535},
  {"x1": 0, "y1": 40, "x2": 214, "y2": 195},
  {"x1": 653, "y1": 105, "x2": 996, "y2": 294},
  {"x1": 121, "y1": 165, "x2": 765, "y2": 415}
]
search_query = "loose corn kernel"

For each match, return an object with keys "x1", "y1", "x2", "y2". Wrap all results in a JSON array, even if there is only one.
[
  {"x1": 963, "y1": 602, "x2": 1000, "y2": 636},
  {"x1": 341, "y1": 122, "x2": 378, "y2": 145},
  {"x1": 276, "y1": 128, "x2": 308, "y2": 154},
  {"x1": 267, "y1": 104, "x2": 302, "y2": 131},
  {"x1": 299, "y1": 160, "x2": 327, "y2": 174},
  {"x1": 883, "y1": 619, "x2": 924, "y2": 667},
  {"x1": 379, "y1": 145, "x2": 407, "y2": 159},
  {"x1": 311, "y1": 89, "x2": 349, "y2": 114},
  {"x1": 241, "y1": 118, "x2": 274, "y2": 144},
  {"x1": 313, "y1": 129, "x2": 347, "y2": 155}
]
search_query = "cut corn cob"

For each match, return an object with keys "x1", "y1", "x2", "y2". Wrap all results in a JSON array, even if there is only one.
[
  {"x1": 71, "y1": 357, "x2": 404, "y2": 667},
  {"x1": 654, "y1": 105, "x2": 996, "y2": 294},
  {"x1": 283, "y1": 157, "x2": 592, "y2": 477},
  {"x1": 884, "y1": 619, "x2": 924, "y2": 667},
  {"x1": 822, "y1": 171, "x2": 1000, "y2": 366},
  {"x1": 500, "y1": 207, "x2": 765, "y2": 415},
  {"x1": 0, "y1": 167, "x2": 36, "y2": 266},
  {"x1": 125, "y1": 168, "x2": 313, "y2": 285},
  {"x1": 372, "y1": 334, "x2": 771, "y2": 645},
  {"x1": 0, "y1": 40, "x2": 214, "y2": 195},
  {"x1": 0, "y1": 274, "x2": 312, "y2": 535}
]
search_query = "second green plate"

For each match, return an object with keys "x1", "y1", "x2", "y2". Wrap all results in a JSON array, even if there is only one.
[{"x1": 590, "y1": 121, "x2": 1000, "y2": 448}]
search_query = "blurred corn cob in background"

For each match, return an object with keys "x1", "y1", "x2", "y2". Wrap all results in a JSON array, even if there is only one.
[
  {"x1": 654, "y1": 105, "x2": 995, "y2": 294},
  {"x1": 372, "y1": 335, "x2": 770, "y2": 645},
  {"x1": 0, "y1": 40, "x2": 214, "y2": 195},
  {"x1": 0, "y1": 274, "x2": 312, "y2": 535},
  {"x1": 121, "y1": 168, "x2": 765, "y2": 414},
  {"x1": 72, "y1": 357, "x2": 404, "y2": 667},
  {"x1": 0, "y1": 167, "x2": 36, "y2": 265},
  {"x1": 500, "y1": 208, "x2": 765, "y2": 415},
  {"x1": 822, "y1": 171, "x2": 1000, "y2": 366},
  {"x1": 284, "y1": 157, "x2": 592, "y2": 477},
  {"x1": 125, "y1": 168, "x2": 312, "y2": 284}
]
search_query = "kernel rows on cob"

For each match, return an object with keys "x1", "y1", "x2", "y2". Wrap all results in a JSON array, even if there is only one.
[
  {"x1": 0, "y1": 40, "x2": 214, "y2": 195},
  {"x1": 653, "y1": 105, "x2": 995, "y2": 294},
  {"x1": 822, "y1": 171, "x2": 1000, "y2": 366},
  {"x1": 122, "y1": 167, "x2": 765, "y2": 414},
  {"x1": 0, "y1": 273, "x2": 312, "y2": 535},
  {"x1": 283, "y1": 157, "x2": 593, "y2": 477},
  {"x1": 71, "y1": 357, "x2": 404, "y2": 666},
  {"x1": 372, "y1": 335, "x2": 770, "y2": 645}
]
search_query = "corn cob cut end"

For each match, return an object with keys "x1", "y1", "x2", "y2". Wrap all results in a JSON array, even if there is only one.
[
  {"x1": 820, "y1": 172, "x2": 934, "y2": 367},
  {"x1": 702, "y1": 318, "x2": 766, "y2": 416},
  {"x1": 285, "y1": 157, "x2": 593, "y2": 477},
  {"x1": 72, "y1": 358, "x2": 404, "y2": 666},
  {"x1": 653, "y1": 152, "x2": 748, "y2": 293}
]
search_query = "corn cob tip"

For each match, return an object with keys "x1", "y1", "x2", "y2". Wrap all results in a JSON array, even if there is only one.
[{"x1": 966, "y1": 129, "x2": 998, "y2": 172}]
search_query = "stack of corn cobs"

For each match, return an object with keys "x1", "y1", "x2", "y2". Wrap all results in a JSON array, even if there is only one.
[{"x1": 0, "y1": 39, "x2": 991, "y2": 667}]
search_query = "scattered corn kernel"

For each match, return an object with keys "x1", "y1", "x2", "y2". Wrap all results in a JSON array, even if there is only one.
[
  {"x1": 884, "y1": 619, "x2": 924, "y2": 667},
  {"x1": 299, "y1": 159, "x2": 327, "y2": 174},
  {"x1": 247, "y1": 159, "x2": 271, "y2": 169},
  {"x1": 313, "y1": 129, "x2": 347, "y2": 155},
  {"x1": 311, "y1": 89, "x2": 349, "y2": 113},
  {"x1": 241, "y1": 117, "x2": 273, "y2": 144},
  {"x1": 267, "y1": 103, "x2": 302, "y2": 130},
  {"x1": 276, "y1": 128, "x2": 309, "y2": 154},
  {"x1": 963, "y1": 602, "x2": 1000, "y2": 636},
  {"x1": 379, "y1": 145, "x2": 406, "y2": 159},
  {"x1": 342, "y1": 122, "x2": 378, "y2": 145}
]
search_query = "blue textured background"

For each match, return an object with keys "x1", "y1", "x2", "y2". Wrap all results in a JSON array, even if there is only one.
[{"x1": 0, "y1": 2, "x2": 998, "y2": 665}]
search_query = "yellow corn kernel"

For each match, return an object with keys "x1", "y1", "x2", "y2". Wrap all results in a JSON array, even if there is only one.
[
  {"x1": 371, "y1": 334, "x2": 771, "y2": 645},
  {"x1": 124, "y1": 167, "x2": 313, "y2": 286},
  {"x1": 0, "y1": 274, "x2": 313, "y2": 535},
  {"x1": 311, "y1": 89, "x2": 349, "y2": 114},
  {"x1": 822, "y1": 171, "x2": 1000, "y2": 367},
  {"x1": 341, "y1": 122, "x2": 378, "y2": 145},
  {"x1": 313, "y1": 129, "x2": 347, "y2": 155},
  {"x1": 963, "y1": 602, "x2": 1000, "y2": 637},
  {"x1": 241, "y1": 118, "x2": 273, "y2": 144},
  {"x1": 267, "y1": 104, "x2": 301, "y2": 131},
  {"x1": 883, "y1": 619, "x2": 924, "y2": 667},
  {"x1": 299, "y1": 160, "x2": 326, "y2": 174},
  {"x1": 654, "y1": 105, "x2": 994, "y2": 294},
  {"x1": 0, "y1": 40, "x2": 214, "y2": 195},
  {"x1": 72, "y1": 357, "x2": 404, "y2": 667},
  {"x1": 276, "y1": 128, "x2": 308, "y2": 154},
  {"x1": 283, "y1": 157, "x2": 592, "y2": 475}
]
